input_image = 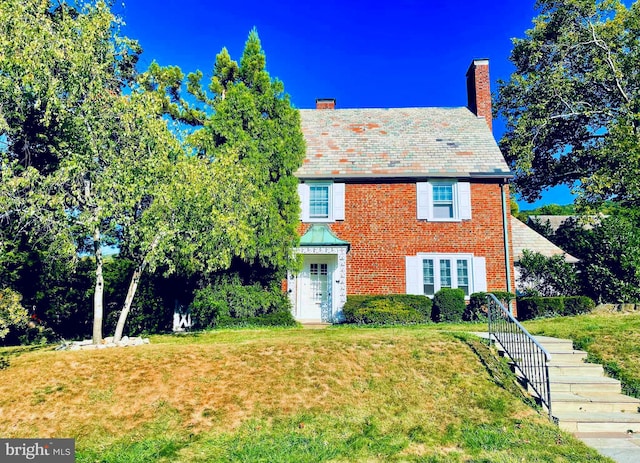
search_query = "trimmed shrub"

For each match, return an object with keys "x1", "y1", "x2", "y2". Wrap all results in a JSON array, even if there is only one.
[
  {"x1": 216, "y1": 311, "x2": 297, "y2": 328},
  {"x1": 517, "y1": 297, "x2": 564, "y2": 320},
  {"x1": 464, "y1": 291, "x2": 516, "y2": 321},
  {"x1": 343, "y1": 295, "x2": 431, "y2": 325},
  {"x1": 517, "y1": 296, "x2": 595, "y2": 320},
  {"x1": 432, "y1": 288, "x2": 465, "y2": 322},
  {"x1": 189, "y1": 277, "x2": 293, "y2": 329},
  {"x1": 564, "y1": 296, "x2": 596, "y2": 315}
]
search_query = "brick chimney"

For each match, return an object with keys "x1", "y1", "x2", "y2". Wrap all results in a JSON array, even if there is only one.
[
  {"x1": 316, "y1": 98, "x2": 336, "y2": 110},
  {"x1": 466, "y1": 59, "x2": 492, "y2": 131}
]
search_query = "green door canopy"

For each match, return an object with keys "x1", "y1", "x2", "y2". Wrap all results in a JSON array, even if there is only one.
[{"x1": 299, "y1": 224, "x2": 350, "y2": 251}]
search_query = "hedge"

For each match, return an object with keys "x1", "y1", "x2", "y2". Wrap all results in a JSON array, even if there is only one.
[
  {"x1": 189, "y1": 277, "x2": 294, "y2": 329},
  {"x1": 464, "y1": 291, "x2": 516, "y2": 321},
  {"x1": 343, "y1": 295, "x2": 432, "y2": 325},
  {"x1": 517, "y1": 296, "x2": 595, "y2": 320}
]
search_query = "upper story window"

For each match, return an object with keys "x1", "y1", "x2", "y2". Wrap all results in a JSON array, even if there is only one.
[
  {"x1": 309, "y1": 184, "x2": 330, "y2": 219},
  {"x1": 432, "y1": 183, "x2": 454, "y2": 219},
  {"x1": 417, "y1": 181, "x2": 471, "y2": 222},
  {"x1": 298, "y1": 182, "x2": 345, "y2": 222}
]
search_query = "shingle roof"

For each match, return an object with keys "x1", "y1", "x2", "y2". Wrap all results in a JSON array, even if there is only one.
[
  {"x1": 511, "y1": 216, "x2": 579, "y2": 263},
  {"x1": 297, "y1": 107, "x2": 511, "y2": 179}
]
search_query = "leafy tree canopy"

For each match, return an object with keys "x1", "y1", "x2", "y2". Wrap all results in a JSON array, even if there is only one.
[
  {"x1": 141, "y1": 29, "x2": 306, "y2": 282},
  {"x1": 496, "y1": 0, "x2": 640, "y2": 208}
]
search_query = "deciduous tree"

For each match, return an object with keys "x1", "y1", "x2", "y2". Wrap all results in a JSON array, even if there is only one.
[{"x1": 496, "y1": 0, "x2": 640, "y2": 207}]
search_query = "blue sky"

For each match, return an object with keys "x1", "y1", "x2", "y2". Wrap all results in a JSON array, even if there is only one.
[{"x1": 117, "y1": 0, "x2": 574, "y2": 209}]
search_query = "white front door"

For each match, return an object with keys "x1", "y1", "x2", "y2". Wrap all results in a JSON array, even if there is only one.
[{"x1": 298, "y1": 256, "x2": 333, "y2": 321}]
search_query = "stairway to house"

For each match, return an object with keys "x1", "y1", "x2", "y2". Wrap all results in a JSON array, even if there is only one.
[{"x1": 493, "y1": 334, "x2": 640, "y2": 462}]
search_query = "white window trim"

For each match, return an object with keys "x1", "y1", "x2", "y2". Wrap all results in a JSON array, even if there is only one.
[
  {"x1": 406, "y1": 253, "x2": 486, "y2": 299},
  {"x1": 298, "y1": 182, "x2": 345, "y2": 223},
  {"x1": 416, "y1": 180, "x2": 472, "y2": 222}
]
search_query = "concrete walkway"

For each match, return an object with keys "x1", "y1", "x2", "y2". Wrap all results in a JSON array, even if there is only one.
[
  {"x1": 476, "y1": 332, "x2": 640, "y2": 463},
  {"x1": 577, "y1": 433, "x2": 640, "y2": 463}
]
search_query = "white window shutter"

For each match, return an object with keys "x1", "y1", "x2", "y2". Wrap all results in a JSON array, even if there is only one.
[
  {"x1": 332, "y1": 183, "x2": 345, "y2": 221},
  {"x1": 297, "y1": 183, "x2": 310, "y2": 221},
  {"x1": 405, "y1": 256, "x2": 422, "y2": 295},
  {"x1": 458, "y1": 181, "x2": 472, "y2": 220},
  {"x1": 472, "y1": 257, "x2": 487, "y2": 293},
  {"x1": 416, "y1": 182, "x2": 431, "y2": 220}
]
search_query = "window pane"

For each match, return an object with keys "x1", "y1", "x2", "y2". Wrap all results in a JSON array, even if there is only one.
[
  {"x1": 440, "y1": 259, "x2": 451, "y2": 288},
  {"x1": 457, "y1": 259, "x2": 469, "y2": 296},
  {"x1": 423, "y1": 259, "x2": 434, "y2": 296},
  {"x1": 433, "y1": 204, "x2": 453, "y2": 218},
  {"x1": 309, "y1": 185, "x2": 329, "y2": 218},
  {"x1": 432, "y1": 184, "x2": 453, "y2": 201}
]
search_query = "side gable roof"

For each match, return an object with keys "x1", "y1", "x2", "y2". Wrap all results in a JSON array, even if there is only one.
[
  {"x1": 527, "y1": 215, "x2": 606, "y2": 232},
  {"x1": 297, "y1": 107, "x2": 511, "y2": 179},
  {"x1": 511, "y1": 216, "x2": 579, "y2": 264}
]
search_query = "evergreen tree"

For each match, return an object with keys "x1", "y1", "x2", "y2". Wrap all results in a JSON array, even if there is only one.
[{"x1": 179, "y1": 29, "x2": 305, "y2": 283}]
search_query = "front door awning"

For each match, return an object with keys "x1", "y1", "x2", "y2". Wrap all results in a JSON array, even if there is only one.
[{"x1": 299, "y1": 224, "x2": 350, "y2": 252}]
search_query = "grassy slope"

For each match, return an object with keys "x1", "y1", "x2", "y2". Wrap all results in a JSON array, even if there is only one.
[
  {"x1": 524, "y1": 312, "x2": 640, "y2": 398},
  {"x1": 0, "y1": 325, "x2": 610, "y2": 462}
]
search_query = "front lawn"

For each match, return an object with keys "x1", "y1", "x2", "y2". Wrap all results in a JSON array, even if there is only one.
[{"x1": 0, "y1": 324, "x2": 611, "y2": 462}]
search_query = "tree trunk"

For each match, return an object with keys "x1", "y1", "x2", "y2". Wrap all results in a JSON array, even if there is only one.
[
  {"x1": 92, "y1": 226, "x2": 104, "y2": 344},
  {"x1": 112, "y1": 264, "x2": 142, "y2": 343},
  {"x1": 112, "y1": 233, "x2": 162, "y2": 343}
]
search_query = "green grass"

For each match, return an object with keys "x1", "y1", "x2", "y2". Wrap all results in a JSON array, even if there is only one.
[
  {"x1": 524, "y1": 312, "x2": 640, "y2": 398},
  {"x1": 0, "y1": 323, "x2": 614, "y2": 462}
]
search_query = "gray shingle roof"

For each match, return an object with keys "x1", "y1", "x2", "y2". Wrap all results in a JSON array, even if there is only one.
[
  {"x1": 297, "y1": 107, "x2": 511, "y2": 179},
  {"x1": 511, "y1": 216, "x2": 579, "y2": 263}
]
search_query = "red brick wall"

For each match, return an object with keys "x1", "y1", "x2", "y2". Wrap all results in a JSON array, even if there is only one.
[{"x1": 300, "y1": 181, "x2": 515, "y2": 295}]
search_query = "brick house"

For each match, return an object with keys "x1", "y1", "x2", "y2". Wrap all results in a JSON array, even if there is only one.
[{"x1": 288, "y1": 59, "x2": 515, "y2": 322}]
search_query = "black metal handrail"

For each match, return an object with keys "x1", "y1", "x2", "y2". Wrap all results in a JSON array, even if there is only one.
[{"x1": 487, "y1": 293, "x2": 553, "y2": 420}]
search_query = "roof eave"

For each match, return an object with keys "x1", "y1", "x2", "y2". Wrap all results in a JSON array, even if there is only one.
[{"x1": 296, "y1": 171, "x2": 513, "y2": 181}]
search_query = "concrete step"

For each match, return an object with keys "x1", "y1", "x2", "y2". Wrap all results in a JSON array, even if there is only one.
[
  {"x1": 548, "y1": 363, "x2": 605, "y2": 377},
  {"x1": 555, "y1": 411, "x2": 640, "y2": 433},
  {"x1": 502, "y1": 348, "x2": 588, "y2": 364},
  {"x1": 552, "y1": 392, "x2": 640, "y2": 414},
  {"x1": 550, "y1": 375, "x2": 622, "y2": 394},
  {"x1": 535, "y1": 336, "x2": 578, "y2": 352}
]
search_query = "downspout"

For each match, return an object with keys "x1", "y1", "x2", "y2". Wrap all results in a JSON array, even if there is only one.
[{"x1": 500, "y1": 181, "x2": 513, "y2": 313}]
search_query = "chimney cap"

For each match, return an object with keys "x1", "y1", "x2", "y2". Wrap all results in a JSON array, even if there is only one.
[{"x1": 466, "y1": 58, "x2": 489, "y2": 75}]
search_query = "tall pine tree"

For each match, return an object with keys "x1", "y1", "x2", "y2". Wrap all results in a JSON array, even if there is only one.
[{"x1": 182, "y1": 29, "x2": 305, "y2": 284}]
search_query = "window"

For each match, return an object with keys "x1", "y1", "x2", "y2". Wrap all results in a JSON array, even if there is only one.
[
  {"x1": 457, "y1": 259, "x2": 469, "y2": 296},
  {"x1": 309, "y1": 185, "x2": 330, "y2": 219},
  {"x1": 416, "y1": 181, "x2": 471, "y2": 221},
  {"x1": 408, "y1": 254, "x2": 485, "y2": 298},
  {"x1": 440, "y1": 259, "x2": 452, "y2": 288},
  {"x1": 432, "y1": 184, "x2": 454, "y2": 219},
  {"x1": 422, "y1": 259, "x2": 434, "y2": 296},
  {"x1": 298, "y1": 182, "x2": 345, "y2": 222}
]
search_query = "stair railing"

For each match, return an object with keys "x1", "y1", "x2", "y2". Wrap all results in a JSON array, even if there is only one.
[{"x1": 486, "y1": 293, "x2": 553, "y2": 420}]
